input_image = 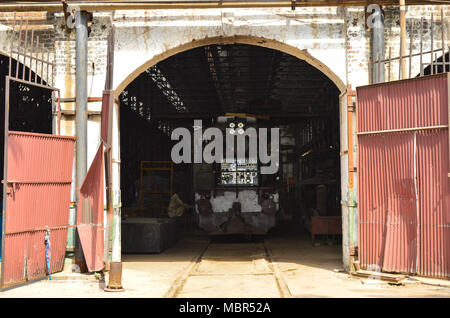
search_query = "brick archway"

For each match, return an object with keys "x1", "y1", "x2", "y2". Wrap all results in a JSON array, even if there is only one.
[{"x1": 114, "y1": 35, "x2": 347, "y2": 95}]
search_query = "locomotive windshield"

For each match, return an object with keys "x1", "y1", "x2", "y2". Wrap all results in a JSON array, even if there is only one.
[{"x1": 220, "y1": 159, "x2": 258, "y2": 186}]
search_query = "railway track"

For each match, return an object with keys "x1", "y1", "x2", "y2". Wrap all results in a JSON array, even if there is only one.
[{"x1": 164, "y1": 240, "x2": 291, "y2": 298}]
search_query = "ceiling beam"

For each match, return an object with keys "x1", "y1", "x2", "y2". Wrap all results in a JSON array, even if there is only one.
[{"x1": 0, "y1": 1, "x2": 442, "y2": 12}]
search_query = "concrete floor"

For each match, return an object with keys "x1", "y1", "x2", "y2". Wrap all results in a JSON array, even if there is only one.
[{"x1": 0, "y1": 225, "x2": 449, "y2": 298}]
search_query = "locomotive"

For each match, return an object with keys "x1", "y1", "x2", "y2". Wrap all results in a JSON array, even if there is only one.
[{"x1": 193, "y1": 114, "x2": 280, "y2": 236}]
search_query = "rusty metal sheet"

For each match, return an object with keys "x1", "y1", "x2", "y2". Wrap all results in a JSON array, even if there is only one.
[
  {"x1": 77, "y1": 145, "x2": 104, "y2": 272},
  {"x1": 1, "y1": 132, "x2": 75, "y2": 288},
  {"x1": 2, "y1": 233, "x2": 26, "y2": 286},
  {"x1": 416, "y1": 130, "x2": 450, "y2": 277},
  {"x1": 358, "y1": 73, "x2": 449, "y2": 133},
  {"x1": 101, "y1": 90, "x2": 113, "y2": 145},
  {"x1": 357, "y1": 73, "x2": 450, "y2": 278},
  {"x1": 358, "y1": 134, "x2": 418, "y2": 273}
]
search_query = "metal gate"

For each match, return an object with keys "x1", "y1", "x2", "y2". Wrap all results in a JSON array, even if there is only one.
[
  {"x1": 1, "y1": 132, "x2": 75, "y2": 288},
  {"x1": 0, "y1": 14, "x2": 74, "y2": 288},
  {"x1": 357, "y1": 73, "x2": 450, "y2": 278}
]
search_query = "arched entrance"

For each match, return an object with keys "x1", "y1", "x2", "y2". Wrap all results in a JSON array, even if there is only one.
[
  {"x1": 113, "y1": 39, "x2": 349, "y2": 296},
  {"x1": 114, "y1": 36, "x2": 346, "y2": 95}
]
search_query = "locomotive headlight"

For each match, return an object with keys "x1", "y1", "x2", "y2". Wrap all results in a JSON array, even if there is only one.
[
  {"x1": 229, "y1": 122, "x2": 235, "y2": 128},
  {"x1": 237, "y1": 128, "x2": 244, "y2": 134},
  {"x1": 229, "y1": 128, "x2": 235, "y2": 134},
  {"x1": 237, "y1": 122, "x2": 244, "y2": 128}
]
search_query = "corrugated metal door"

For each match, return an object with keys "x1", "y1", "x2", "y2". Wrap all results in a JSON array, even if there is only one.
[
  {"x1": 75, "y1": 89, "x2": 113, "y2": 273},
  {"x1": 77, "y1": 146, "x2": 104, "y2": 272},
  {"x1": 1, "y1": 132, "x2": 75, "y2": 288},
  {"x1": 357, "y1": 73, "x2": 450, "y2": 278}
]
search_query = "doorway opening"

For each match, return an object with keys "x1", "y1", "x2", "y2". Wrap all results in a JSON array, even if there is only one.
[{"x1": 117, "y1": 43, "x2": 343, "y2": 296}]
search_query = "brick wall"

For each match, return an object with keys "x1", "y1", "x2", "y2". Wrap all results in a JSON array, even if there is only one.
[{"x1": 1, "y1": 6, "x2": 448, "y2": 94}]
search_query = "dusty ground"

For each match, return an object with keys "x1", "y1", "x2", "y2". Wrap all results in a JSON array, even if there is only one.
[{"x1": 0, "y1": 226, "x2": 449, "y2": 298}]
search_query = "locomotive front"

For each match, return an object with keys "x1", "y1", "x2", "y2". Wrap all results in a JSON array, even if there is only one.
[{"x1": 194, "y1": 115, "x2": 279, "y2": 236}]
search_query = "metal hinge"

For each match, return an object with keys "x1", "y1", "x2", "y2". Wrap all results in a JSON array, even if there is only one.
[
  {"x1": 2, "y1": 180, "x2": 19, "y2": 195},
  {"x1": 348, "y1": 102, "x2": 356, "y2": 112}
]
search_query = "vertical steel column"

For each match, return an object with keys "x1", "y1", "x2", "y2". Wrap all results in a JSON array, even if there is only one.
[
  {"x1": 347, "y1": 87, "x2": 357, "y2": 271},
  {"x1": 103, "y1": 27, "x2": 124, "y2": 292},
  {"x1": 339, "y1": 90, "x2": 350, "y2": 272},
  {"x1": 371, "y1": 7, "x2": 385, "y2": 83},
  {"x1": 105, "y1": 99, "x2": 123, "y2": 291},
  {"x1": 74, "y1": 10, "x2": 89, "y2": 271}
]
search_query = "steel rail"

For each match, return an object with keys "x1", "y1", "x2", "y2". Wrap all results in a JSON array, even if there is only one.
[
  {"x1": 4, "y1": 180, "x2": 73, "y2": 183},
  {"x1": 357, "y1": 125, "x2": 449, "y2": 136},
  {"x1": 8, "y1": 130, "x2": 76, "y2": 139},
  {"x1": 163, "y1": 241, "x2": 291, "y2": 298},
  {"x1": 370, "y1": 48, "x2": 450, "y2": 65},
  {"x1": 5, "y1": 224, "x2": 78, "y2": 236},
  {"x1": 163, "y1": 241, "x2": 210, "y2": 298},
  {"x1": 6, "y1": 76, "x2": 59, "y2": 92},
  {"x1": 263, "y1": 242, "x2": 291, "y2": 298}
]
